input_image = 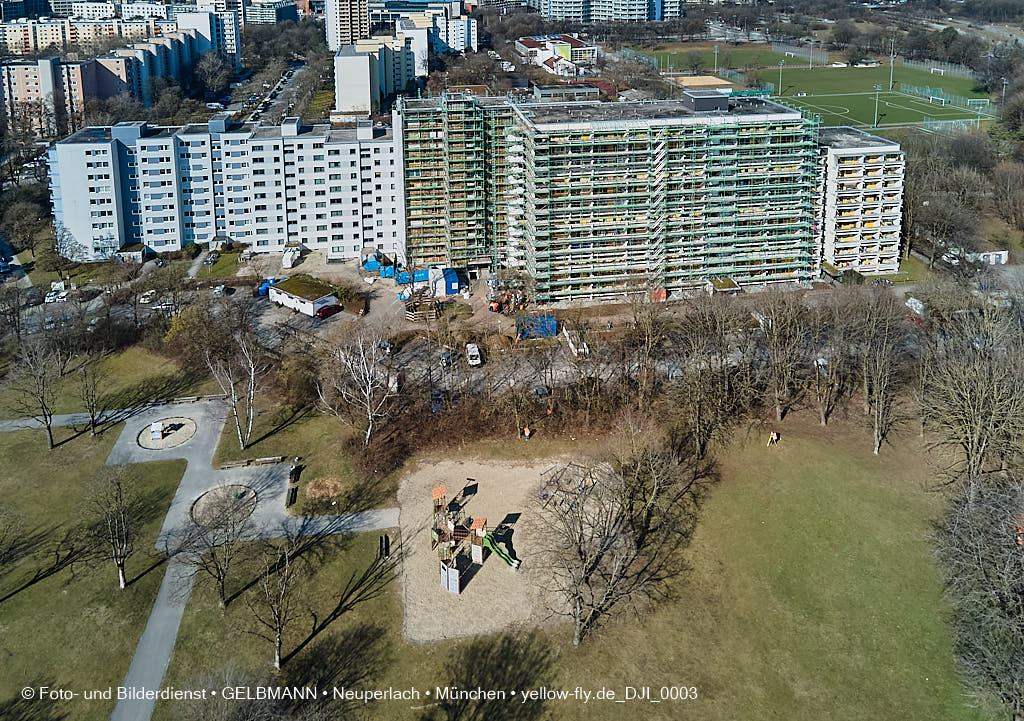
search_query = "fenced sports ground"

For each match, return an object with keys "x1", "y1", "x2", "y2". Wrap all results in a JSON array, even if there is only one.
[{"x1": 777, "y1": 90, "x2": 990, "y2": 130}]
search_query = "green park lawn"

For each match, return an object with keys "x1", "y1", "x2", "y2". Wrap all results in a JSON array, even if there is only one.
[
  {"x1": 0, "y1": 346, "x2": 217, "y2": 417},
  {"x1": 153, "y1": 412, "x2": 979, "y2": 721},
  {"x1": 196, "y1": 251, "x2": 241, "y2": 279},
  {"x1": 0, "y1": 425, "x2": 186, "y2": 721}
]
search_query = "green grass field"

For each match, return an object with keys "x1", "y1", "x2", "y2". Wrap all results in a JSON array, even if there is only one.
[
  {"x1": 779, "y1": 90, "x2": 982, "y2": 127},
  {"x1": 152, "y1": 414, "x2": 979, "y2": 721},
  {"x1": 768, "y1": 64, "x2": 988, "y2": 98},
  {"x1": 0, "y1": 426, "x2": 186, "y2": 721}
]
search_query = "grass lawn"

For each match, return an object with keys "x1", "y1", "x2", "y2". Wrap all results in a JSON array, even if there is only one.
[
  {"x1": 0, "y1": 346, "x2": 217, "y2": 416},
  {"x1": 891, "y1": 254, "x2": 932, "y2": 284},
  {"x1": 153, "y1": 414, "x2": 979, "y2": 721},
  {"x1": 0, "y1": 425, "x2": 186, "y2": 721},
  {"x1": 196, "y1": 252, "x2": 241, "y2": 279},
  {"x1": 15, "y1": 251, "x2": 120, "y2": 289},
  {"x1": 308, "y1": 89, "x2": 335, "y2": 118},
  {"x1": 770, "y1": 65, "x2": 988, "y2": 98},
  {"x1": 152, "y1": 532, "x2": 401, "y2": 721},
  {"x1": 211, "y1": 405, "x2": 390, "y2": 512},
  {"x1": 628, "y1": 43, "x2": 803, "y2": 72}
]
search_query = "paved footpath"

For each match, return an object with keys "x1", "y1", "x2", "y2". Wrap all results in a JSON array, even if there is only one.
[{"x1": 0, "y1": 399, "x2": 398, "y2": 721}]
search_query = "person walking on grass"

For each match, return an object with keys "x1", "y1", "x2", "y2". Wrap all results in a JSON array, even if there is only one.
[{"x1": 767, "y1": 431, "x2": 780, "y2": 447}]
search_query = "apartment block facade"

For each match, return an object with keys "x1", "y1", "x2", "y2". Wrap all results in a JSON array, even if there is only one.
[
  {"x1": 816, "y1": 127, "x2": 904, "y2": 275},
  {"x1": 325, "y1": 0, "x2": 368, "y2": 50},
  {"x1": 49, "y1": 114, "x2": 405, "y2": 263},
  {"x1": 0, "y1": 11, "x2": 237, "y2": 60},
  {"x1": 395, "y1": 93, "x2": 904, "y2": 302}
]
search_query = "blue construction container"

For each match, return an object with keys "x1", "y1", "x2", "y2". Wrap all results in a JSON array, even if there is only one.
[
  {"x1": 396, "y1": 270, "x2": 412, "y2": 284},
  {"x1": 413, "y1": 268, "x2": 430, "y2": 282},
  {"x1": 516, "y1": 314, "x2": 557, "y2": 339},
  {"x1": 442, "y1": 268, "x2": 460, "y2": 295},
  {"x1": 380, "y1": 265, "x2": 395, "y2": 278},
  {"x1": 363, "y1": 259, "x2": 381, "y2": 271}
]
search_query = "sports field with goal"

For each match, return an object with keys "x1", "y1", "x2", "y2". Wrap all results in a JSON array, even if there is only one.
[{"x1": 778, "y1": 90, "x2": 987, "y2": 127}]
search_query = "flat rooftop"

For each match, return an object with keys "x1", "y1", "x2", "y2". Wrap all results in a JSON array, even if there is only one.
[
  {"x1": 61, "y1": 119, "x2": 393, "y2": 144},
  {"x1": 520, "y1": 97, "x2": 802, "y2": 125},
  {"x1": 819, "y1": 126, "x2": 899, "y2": 149}
]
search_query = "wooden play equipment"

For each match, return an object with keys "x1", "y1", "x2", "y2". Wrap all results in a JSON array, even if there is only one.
[{"x1": 430, "y1": 483, "x2": 520, "y2": 595}]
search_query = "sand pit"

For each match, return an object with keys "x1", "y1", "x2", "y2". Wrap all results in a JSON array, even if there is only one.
[
  {"x1": 397, "y1": 457, "x2": 565, "y2": 642},
  {"x1": 190, "y1": 484, "x2": 258, "y2": 526},
  {"x1": 137, "y1": 417, "x2": 197, "y2": 450}
]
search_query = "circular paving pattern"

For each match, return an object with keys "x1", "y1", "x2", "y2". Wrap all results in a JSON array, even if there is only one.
[
  {"x1": 136, "y1": 417, "x2": 197, "y2": 450},
  {"x1": 190, "y1": 484, "x2": 258, "y2": 527}
]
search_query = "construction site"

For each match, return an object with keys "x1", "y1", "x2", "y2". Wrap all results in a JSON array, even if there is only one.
[{"x1": 395, "y1": 92, "x2": 904, "y2": 305}]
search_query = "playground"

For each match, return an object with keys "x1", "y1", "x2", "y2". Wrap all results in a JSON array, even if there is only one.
[{"x1": 396, "y1": 457, "x2": 558, "y2": 642}]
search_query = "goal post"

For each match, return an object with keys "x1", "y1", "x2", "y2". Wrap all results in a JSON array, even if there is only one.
[
  {"x1": 928, "y1": 96, "x2": 946, "y2": 106},
  {"x1": 930, "y1": 67, "x2": 945, "y2": 75}
]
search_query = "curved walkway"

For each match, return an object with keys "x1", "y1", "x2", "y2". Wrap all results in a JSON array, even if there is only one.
[{"x1": 0, "y1": 400, "x2": 398, "y2": 721}]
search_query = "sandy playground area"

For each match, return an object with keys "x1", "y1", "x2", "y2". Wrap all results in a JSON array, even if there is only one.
[{"x1": 397, "y1": 457, "x2": 564, "y2": 642}]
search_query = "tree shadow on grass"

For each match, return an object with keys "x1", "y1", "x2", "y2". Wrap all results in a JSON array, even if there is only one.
[
  {"x1": 0, "y1": 681, "x2": 70, "y2": 721},
  {"x1": 248, "y1": 405, "x2": 312, "y2": 447},
  {"x1": 0, "y1": 529, "x2": 89, "y2": 606},
  {"x1": 96, "y1": 368, "x2": 209, "y2": 431},
  {"x1": 421, "y1": 631, "x2": 556, "y2": 721}
]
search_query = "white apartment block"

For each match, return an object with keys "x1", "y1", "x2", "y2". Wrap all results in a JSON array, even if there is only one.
[
  {"x1": 49, "y1": 114, "x2": 406, "y2": 263},
  {"x1": 121, "y1": 2, "x2": 171, "y2": 18},
  {"x1": 332, "y1": 35, "x2": 416, "y2": 116},
  {"x1": 817, "y1": 127, "x2": 904, "y2": 275},
  {"x1": 70, "y1": 1, "x2": 122, "y2": 19}
]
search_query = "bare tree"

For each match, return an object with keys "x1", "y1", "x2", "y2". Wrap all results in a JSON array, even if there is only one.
[
  {"x1": 936, "y1": 479, "x2": 1024, "y2": 721},
  {"x1": 672, "y1": 296, "x2": 749, "y2": 458},
  {"x1": 535, "y1": 438, "x2": 691, "y2": 646},
  {"x1": 625, "y1": 283, "x2": 671, "y2": 411},
  {"x1": 920, "y1": 306, "x2": 1024, "y2": 500},
  {"x1": 202, "y1": 324, "x2": 272, "y2": 451},
  {"x1": 83, "y1": 465, "x2": 138, "y2": 590},
  {"x1": 805, "y1": 292, "x2": 854, "y2": 425},
  {"x1": 5, "y1": 339, "x2": 60, "y2": 449},
  {"x1": 178, "y1": 493, "x2": 258, "y2": 608},
  {"x1": 755, "y1": 291, "x2": 805, "y2": 421},
  {"x1": 316, "y1": 327, "x2": 398, "y2": 447},
  {"x1": 245, "y1": 539, "x2": 305, "y2": 670},
  {"x1": 74, "y1": 353, "x2": 109, "y2": 436},
  {"x1": 855, "y1": 292, "x2": 906, "y2": 455},
  {"x1": 991, "y1": 161, "x2": 1024, "y2": 232},
  {"x1": 0, "y1": 283, "x2": 23, "y2": 339}
]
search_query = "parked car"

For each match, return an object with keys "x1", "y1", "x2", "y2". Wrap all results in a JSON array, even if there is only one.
[
  {"x1": 465, "y1": 343, "x2": 482, "y2": 367},
  {"x1": 43, "y1": 316, "x2": 56, "y2": 330},
  {"x1": 440, "y1": 349, "x2": 457, "y2": 368},
  {"x1": 44, "y1": 290, "x2": 59, "y2": 303},
  {"x1": 378, "y1": 341, "x2": 393, "y2": 356},
  {"x1": 153, "y1": 257, "x2": 166, "y2": 268},
  {"x1": 139, "y1": 289, "x2": 157, "y2": 304},
  {"x1": 212, "y1": 285, "x2": 226, "y2": 297},
  {"x1": 315, "y1": 304, "x2": 341, "y2": 319},
  {"x1": 23, "y1": 288, "x2": 41, "y2": 306},
  {"x1": 56, "y1": 290, "x2": 69, "y2": 302}
]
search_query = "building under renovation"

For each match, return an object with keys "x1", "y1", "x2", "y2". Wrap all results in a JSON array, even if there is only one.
[{"x1": 396, "y1": 91, "x2": 898, "y2": 303}]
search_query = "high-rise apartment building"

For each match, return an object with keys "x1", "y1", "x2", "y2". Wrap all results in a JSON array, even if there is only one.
[
  {"x1": 395, "y1": 93, "x2": 904, "y2": 303},
  {"x1": 816, "y1": 127, "x2": 904, "y2": 275},
  {"x1": 325, "y1": 0, "x2": 367, "y2": 50},
  {"x1": 539, "y1": 0, "x2": 680, "y2": 23},
  {"x1": 49, "y1": 115, "x2": 405, "y2": 262}
]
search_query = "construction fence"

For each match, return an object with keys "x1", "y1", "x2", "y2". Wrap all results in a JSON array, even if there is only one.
[
  {"x1": 900, "y1": 58, "x2": 977, "y2": 79},
  {"x1": 770, "y1": 42, "x2": 829, "y2": 67},
  {"x1": 898, "y1": 82, "x2": 996, "y2": 115}
]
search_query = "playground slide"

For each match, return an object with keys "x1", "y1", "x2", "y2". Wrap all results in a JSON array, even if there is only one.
[{"x1": 483, "y1": 533, "x2": 521, "y2": 570}]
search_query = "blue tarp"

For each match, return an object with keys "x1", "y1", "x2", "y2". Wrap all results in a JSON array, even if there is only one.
[
  {"x1": 364, "y1": 259, "x2": 381, "y2": 271},
  {"x1": 516, "y1": 314, "x2": 557, "y2": 339}
]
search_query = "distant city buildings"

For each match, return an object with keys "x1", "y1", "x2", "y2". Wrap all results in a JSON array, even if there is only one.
[
  {"x1": 514, "y1": 34, "x2": 597, "y2": 77},
  {"x1": 244, "y1": 0, "x2": 297, "y2": 23},
  {"x1": 332, "y1": 34, "x2": 416, "y2": 116},
  {"x1": 325, "y1": 0, "x2": 368, "y2": 50},
  {"x1": 0, "y1": 10, "x2": 239, "y2": 137},
  {"x1": 535, "y1": 0, "x2": 681, "y2": 23}
]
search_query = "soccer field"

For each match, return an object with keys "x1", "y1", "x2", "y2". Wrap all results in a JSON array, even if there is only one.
[
  {"x1": 766, "y1": 64, "x2": 988, "y2": 98},
  {"x1": 778, "y1": 90, "x2": 985, "y2": 127},
  {"x1": 626, "y1": 43, "x2": 801, "y2": 72}
]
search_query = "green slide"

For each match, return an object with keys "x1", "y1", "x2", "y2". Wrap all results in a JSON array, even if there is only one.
[{"x1": 483, "y1": 533, "x2": 521, "y2": 570}]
